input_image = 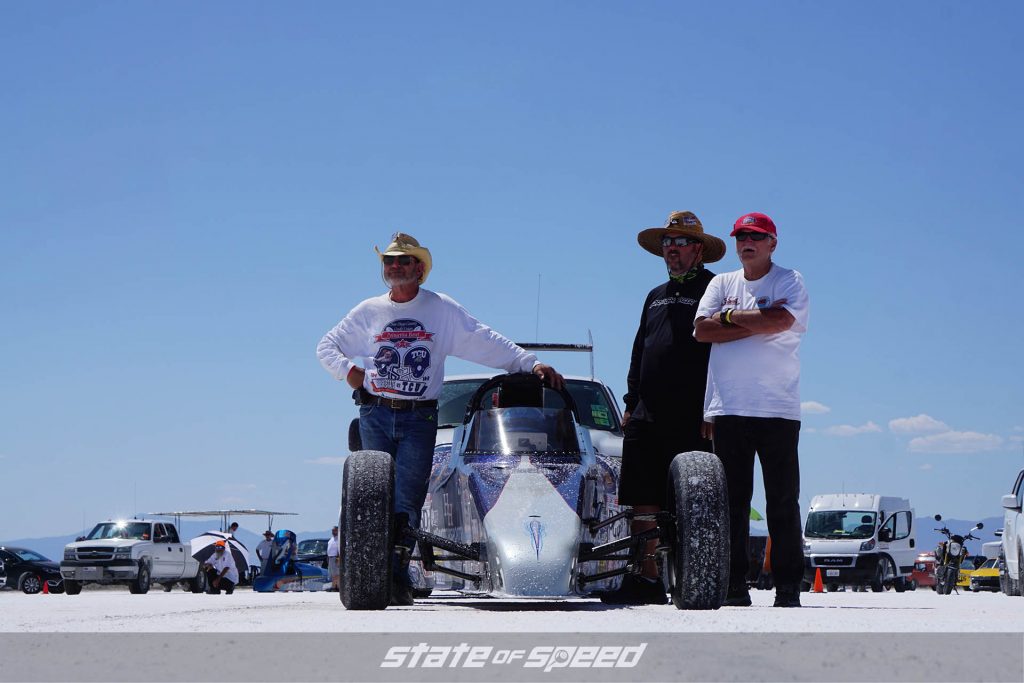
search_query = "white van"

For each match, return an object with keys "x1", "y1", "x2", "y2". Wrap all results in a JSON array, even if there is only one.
[{"x1": 802, "y1": 494, "x2": 917, "y2": 591}]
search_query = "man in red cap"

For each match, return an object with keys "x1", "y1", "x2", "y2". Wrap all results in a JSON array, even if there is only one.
[
  {"x1": 694, "y1": 212, "x2": 810, "y2": 608},
  {"x1": 603, "y1": 210, "x2": 725, "y2": 605}
]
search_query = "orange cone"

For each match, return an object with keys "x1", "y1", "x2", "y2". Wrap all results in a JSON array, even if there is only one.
[
  {"x1": 812, "y1": 568, "x2": 824, "y2": 593},
  {"x1": 42, "y1": 579, "x2": 49, "y2": 595}
]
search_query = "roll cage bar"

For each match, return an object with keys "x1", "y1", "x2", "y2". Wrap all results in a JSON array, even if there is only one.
[{"x1": 463, "y1": 372, "x2": 581, "y2": 425}]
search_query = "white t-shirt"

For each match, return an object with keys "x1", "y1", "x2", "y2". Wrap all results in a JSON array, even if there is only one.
[
  {"x1": 317, "y1": 288, "x2": 539, "y2": 400},
  {"x1": 327, "y1": 536, "x2": 339, "y2": 559},
  {"x1": 206, "y1": 550, "x2": 239, "y2": 584},
  {"x1": 695, "y1": 264, "x2": 809, "y2": 421}
]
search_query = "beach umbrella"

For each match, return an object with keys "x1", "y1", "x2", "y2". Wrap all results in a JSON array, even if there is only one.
[{"x1": 190, "y1": 531, "x2": 250, "y2": 572}]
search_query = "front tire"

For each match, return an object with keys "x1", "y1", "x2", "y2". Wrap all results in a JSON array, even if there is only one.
[
  {"x1": 64, "y1": 580, "x2": 82, "y2": 595},
  {"x1": 190, "y1": 569, "x2": 208, "y2": 594},
  {"x1": 870, "y1": 557, "x2": 895, "y2": 592},
  {"x1": 128, "y1": 563, "x2": 151, "y2": 594},
  {"x1": 665, "y1": 451, "x2": 729, "y2": 610},
  {"x1": 340, "y1": 450, "x2": 395, "y2": 610},
  {"x1": 20, "y1": 574, "x2": 42, "y2": 594}
]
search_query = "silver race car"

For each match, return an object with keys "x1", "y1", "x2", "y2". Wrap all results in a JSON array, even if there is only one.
[{"x1": 339, "y1": 369, "x2": 729, "y2": 610}]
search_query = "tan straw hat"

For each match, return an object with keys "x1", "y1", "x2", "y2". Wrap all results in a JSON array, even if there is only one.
[
  {"x1": 636, "y1": 210, "x2": 726, "y2": 263},
  {"x1": 374, "y1": 232, "x2": 432, "y2": 284}
]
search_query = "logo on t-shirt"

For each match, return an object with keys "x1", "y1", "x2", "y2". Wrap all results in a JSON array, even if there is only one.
[
  {"x1": 371, "y1": 319, "x2": 434, "y2": 397},
  {"x1": 723, "y1": 296, "x2": 739, "y2": 307},
  {"x1": 756, "y1": 296, "x2": 771, "y2": 308},
  {"x1": 373, "y1": 318, "x2": 435, "y2": 348}
]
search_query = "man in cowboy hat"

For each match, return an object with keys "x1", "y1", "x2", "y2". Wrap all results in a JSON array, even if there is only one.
[
  {"x1": 694, "y1": 211, "x2": 809, "y2": 608},
  {"x1": 317, "y1": 232, "x2": 563, "y2": 606},
  {"x1": 603, "y1": 210, "x2": 726, "y2": 605}
]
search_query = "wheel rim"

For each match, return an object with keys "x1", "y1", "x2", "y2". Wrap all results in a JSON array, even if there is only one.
[{"x1": 24, "y1": 575, "x2": 41, "y2": 593}]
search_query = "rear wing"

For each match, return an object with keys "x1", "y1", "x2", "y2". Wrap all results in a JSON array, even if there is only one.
[{"x1": 517, "y1": 331, "x2": 595, "y2": 379}]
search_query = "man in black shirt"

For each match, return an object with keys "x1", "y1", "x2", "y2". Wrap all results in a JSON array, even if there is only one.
[{"x1": 604, "y1": 210, "x2": 725, "y2": 605}]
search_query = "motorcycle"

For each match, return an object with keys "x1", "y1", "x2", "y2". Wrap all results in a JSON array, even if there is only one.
[{"x1": 933, "y1": 514, "x2": 983, "y2": 595}]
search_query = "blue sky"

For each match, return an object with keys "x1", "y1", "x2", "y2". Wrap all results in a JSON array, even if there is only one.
[{"x1": 2, "y1": 3, "x2": 1022, "y2": 541}]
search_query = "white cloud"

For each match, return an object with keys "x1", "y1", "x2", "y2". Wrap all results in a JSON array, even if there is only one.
[
  {"x1": 888, "y1": 414, "x2": 950, "y2": 434},
  {"x1": 824, "y1": 422, "x2": 882, "y2": 437},
  {"x1": 1009, "y1": 435, "x2": 1024, "y2": 444},
  {"x1": 801, "y1": 401, "x2": 831, "y2": 415},
  {"x1": 919, "y1": 463, "x2": 933, "y2": 471},
  {"x1": 1014, "y1": 426, "x2": 1024, "y2": 432},
  {"x1": 803, "y1": 427, "x2": 817, "y2": 434},
  {"x1": 908, "y1": 431, "x2": 1004, "y2": 454},
  {"x1": 305, "y1": 456, "x2": 347, "y2": 466}
]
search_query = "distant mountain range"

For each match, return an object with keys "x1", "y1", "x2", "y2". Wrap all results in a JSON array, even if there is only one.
[{"x1": 0, "y1": 521, "x2": 332, "y2": 564}]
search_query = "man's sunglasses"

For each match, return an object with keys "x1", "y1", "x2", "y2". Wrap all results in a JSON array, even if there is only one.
[
  {"x1": 735, "y1": 232, "x2": 771, "y2": 242},
  {"x1": 382, "y1": 255, "x2": 417, "y2": 265},
  {"x1": 662, "y1": 235, "x2": 701, "y2": 248}
]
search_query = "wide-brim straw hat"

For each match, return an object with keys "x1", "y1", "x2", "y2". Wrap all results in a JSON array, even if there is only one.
[
  {"x1": 636, "y1": 211, "x2": 726, "y2": 263},
  {"x1": 374, "y1": 232, "x2": 432, "y2": 284}
]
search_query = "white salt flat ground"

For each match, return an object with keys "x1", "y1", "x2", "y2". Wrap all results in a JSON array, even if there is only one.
[{"x1": 3, "y1": 586, "x2": 1023, "y2": 633}]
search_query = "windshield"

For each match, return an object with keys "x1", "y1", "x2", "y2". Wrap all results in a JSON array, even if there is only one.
[
  {"x1": 12, "y1": 549, "x2": 49, "y2": 562},
  {"x1": 465, "y1": 407, "x2": 580, "y2": 455},
  {"x1": 804, "y1": 511, "x2": 877, "y2": 539},
  {"x1": 86, "y1": 522, "x2": 152, "y2": 541},
  {"x1": 438, "y1": 378, "x2": 621, "y2": 432},
  {"x1": 298, "y1": 540, "x2": 327, "y2": 555}
]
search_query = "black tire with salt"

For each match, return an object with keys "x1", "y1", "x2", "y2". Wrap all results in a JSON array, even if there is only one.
[
  {"x1": 665, "y1": 451, "x2": 730, "y2": 610},
  {"x1": 340, "y1": 450, "x2": 395, "y2": 610}
]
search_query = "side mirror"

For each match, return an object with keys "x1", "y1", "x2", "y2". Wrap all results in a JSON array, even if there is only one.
[
  {"x1": 976, "y1": 522, "x2": 985, "y2": 530},
  {"x1": 348, "y1": 418, "x2": 362, "y2": 452},
  {"x1": 1003, "y1": 495, "x2": 1020, "y2": 510}
]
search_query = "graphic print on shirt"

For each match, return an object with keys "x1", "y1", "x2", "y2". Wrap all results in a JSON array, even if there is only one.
[{"x1": 371, "y1": 319, "x2": 435, "y2": 397}]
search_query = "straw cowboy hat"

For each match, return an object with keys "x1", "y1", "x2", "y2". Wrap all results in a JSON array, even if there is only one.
[
  {"x1": 375, "y1": 232, "x2": 432, "y2": 284},
  {"x1": 636, "y1": 211, "x2": 726, "y2": 263}
]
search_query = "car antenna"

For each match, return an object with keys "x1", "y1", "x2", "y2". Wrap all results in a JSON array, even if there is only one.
[{"x1": 535, "y1": 274, "x2": 541, "y2": 342}]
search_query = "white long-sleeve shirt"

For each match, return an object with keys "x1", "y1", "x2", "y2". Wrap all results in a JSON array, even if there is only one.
[{"x1": 317, "y1": 288, "x2": 538, "y2": 400}]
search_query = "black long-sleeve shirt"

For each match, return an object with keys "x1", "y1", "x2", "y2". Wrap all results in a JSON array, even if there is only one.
[{"x1": 623, "y1": 270, "x2": 715, "y2": 423}]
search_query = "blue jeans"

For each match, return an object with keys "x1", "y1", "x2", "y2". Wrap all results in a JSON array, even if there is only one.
[{"x1": 357, "y1": 404, "x2": 438, "y2": 536}]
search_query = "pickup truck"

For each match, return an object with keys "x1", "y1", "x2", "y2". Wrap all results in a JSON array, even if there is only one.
[{"x1": 60, "y1": 519, "x2": 205, "y2": 594}]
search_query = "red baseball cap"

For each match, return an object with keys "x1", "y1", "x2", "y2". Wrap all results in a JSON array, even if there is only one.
[{"x1": 730, "y1": 212, "x2": 777, "y2": 237}]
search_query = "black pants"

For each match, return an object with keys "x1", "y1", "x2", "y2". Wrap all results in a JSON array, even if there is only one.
[
  {"x1": 205, "y1": 567, "x2": 235, "y2": 594},
  {"x1": 618, "y1": 417, "x2": 712, "y2": 507},
  {"x1": 713, "y1": 416, "x2": 803, "y2": 588}
]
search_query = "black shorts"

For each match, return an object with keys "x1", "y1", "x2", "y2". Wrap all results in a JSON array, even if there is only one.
[{"x1": 617, "y1": 417, "x2": 712, "y2": 507}]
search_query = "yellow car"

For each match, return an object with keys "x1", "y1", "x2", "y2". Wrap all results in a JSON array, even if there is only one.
[
  {"x1": 969, "y1": 558, "x2": 1000, "y2": 592},
  {"x1": 956, "y1": 555, "x2": 986, "y2": 589}
]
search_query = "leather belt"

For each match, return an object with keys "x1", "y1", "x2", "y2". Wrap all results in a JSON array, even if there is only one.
[{"x1": 358, "y1": 388, "x2": 437, "y2": 411}]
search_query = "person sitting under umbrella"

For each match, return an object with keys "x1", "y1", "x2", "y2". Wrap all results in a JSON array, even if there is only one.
[{"x1": 203, "y1": 541, "x2": 239, "y2": 595}]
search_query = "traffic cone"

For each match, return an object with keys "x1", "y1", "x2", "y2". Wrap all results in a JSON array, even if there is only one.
[
  {"x1": 812, "y1": 568, "x2": 824, "y2": 593},
  {"x1": 42, "y1": 579, "x2": 49, "y2": 595}
]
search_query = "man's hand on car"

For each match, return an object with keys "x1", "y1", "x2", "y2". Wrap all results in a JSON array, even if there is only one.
[{"x1": 532, "y1": 363, "x2": 564, "y2": 390}]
